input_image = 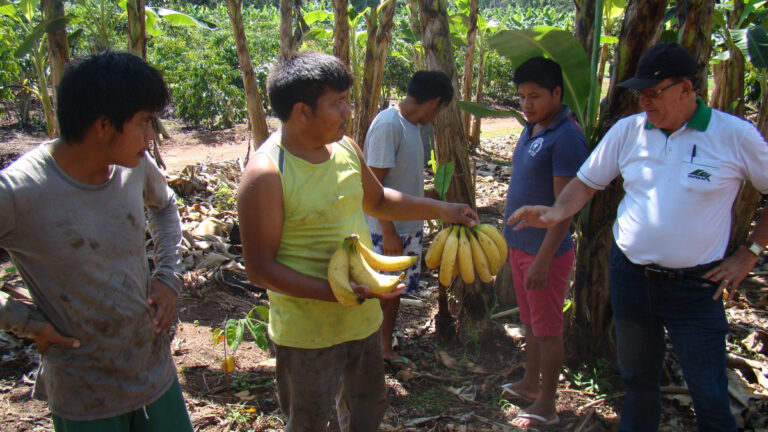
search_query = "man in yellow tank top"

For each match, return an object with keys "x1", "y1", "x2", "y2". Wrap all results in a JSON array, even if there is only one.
[{"x1": 237, "y1": 51, "x2": 478, "y2": 431}]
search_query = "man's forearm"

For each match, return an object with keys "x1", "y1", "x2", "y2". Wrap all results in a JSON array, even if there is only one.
[
  {"x1": 0, "y1": 291, "x2": 45, "y2": 339},
  {"x1": 551, "y1": 178, "x2": 597, "y2": 222},
  {"x1": 147, "y1": 202, "x2": 183, "y2": 293},
  {"x1": 368, "y1": 187, "x2": 446, "y2": 222}
]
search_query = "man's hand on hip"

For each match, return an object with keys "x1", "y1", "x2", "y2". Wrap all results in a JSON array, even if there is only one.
[
  {"x1": 147, "y1": 279, "x2": 178, "y2": 334},
  {"x1": 35, "y1": 322, "x2": 80, "y2": 354},
  {"x1": 703, "y1": 247, "x2": 760, "y2": 301}
]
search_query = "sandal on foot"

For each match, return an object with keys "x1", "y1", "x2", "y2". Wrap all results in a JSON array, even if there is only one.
[{"x1": 514, "y1": 410, "x2": 560, "y2": 427}]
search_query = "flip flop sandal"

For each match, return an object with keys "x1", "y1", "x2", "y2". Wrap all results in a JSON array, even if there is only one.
[
  {"x1": 514, "y1": 410, "x2": 560, "y2": 427},
  {"x1": 384, "y1": 355, "x2": 414, "y2": 371}
]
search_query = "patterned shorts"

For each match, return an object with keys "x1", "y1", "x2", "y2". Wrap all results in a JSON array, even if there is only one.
[{"x1": 370, "y1": 230, "x2": 423, "y2": 293}]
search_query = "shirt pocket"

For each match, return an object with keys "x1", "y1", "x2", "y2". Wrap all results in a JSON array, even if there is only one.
[{"x1": 679, "y1": 158, "x2": 722, "y2": 194}]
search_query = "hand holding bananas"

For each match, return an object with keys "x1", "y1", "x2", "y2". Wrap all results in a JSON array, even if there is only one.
[
  {"x1": 328, "y1": 234, "x2": 419, "y2": 306},
  {"x1": 425, "y1": 224, "x2": 508, "y2": 287}
]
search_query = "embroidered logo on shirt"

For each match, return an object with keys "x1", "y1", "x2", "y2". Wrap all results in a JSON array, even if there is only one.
[
  {"x1": 528, "y1": 138, "x2": 544, "y2": 157},
  {"x1": 687, "y1": 168, "x2": 712, "y2": 182}
]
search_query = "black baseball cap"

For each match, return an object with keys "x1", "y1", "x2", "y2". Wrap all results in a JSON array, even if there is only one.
[{"x1": 618, "y1": 43, "x2": 698, "y2": 89}]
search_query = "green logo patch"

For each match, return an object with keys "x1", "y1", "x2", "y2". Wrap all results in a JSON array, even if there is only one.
[{"x1": 687, "y1": 169, "x2": 711, "y2": 182}]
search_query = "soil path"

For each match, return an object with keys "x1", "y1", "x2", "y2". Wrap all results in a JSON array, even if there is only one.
[{"x1": 1, "y1": 117, "x2": 521, "y2": 173}]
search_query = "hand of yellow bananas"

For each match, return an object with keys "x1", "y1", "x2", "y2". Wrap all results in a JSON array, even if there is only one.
[
  {"x1": 425, "y1": 223, "x2": 507, "y2": 287},
  {"x1": 328, "y1": 234, "x2": 417, "y2": 306}
]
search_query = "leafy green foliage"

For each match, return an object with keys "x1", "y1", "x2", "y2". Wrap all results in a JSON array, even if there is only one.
[
  {"x1": 488, "y1": 26, "x2": 590, "y2": 125},
  {"x1": 148, "y1": 4, "x2": 279, "y2": 128},
  {"x1": 433, "y1": 160, "x2": 454, "y2": 202},
  {"x1": 564, "y1": 358, "x2": 617, "y2": 398},
  {"x1": 212, "y1": 305, "x2": 270, "y2": 354}
]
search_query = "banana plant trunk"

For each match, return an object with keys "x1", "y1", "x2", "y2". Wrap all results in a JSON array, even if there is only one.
[
  {"x1": 370, "y1": 0, "x2": 396, "y2": 114},
  {"x1": 570, "y1": 0, "x2": 667, "y2": 361},
  {"x1": 708, "y1": 0, "x2": 758, "y2": 253},
  {"x1": 407, "y1": 0, "x2": 425, "y2": 70},
  {"x1": 353, "y1": 9, "x2": 379, "y2": 146},
  {"x1": 574, "y1": 0, "x2": 597, "y2": 59},
  {"x1": 33, "y1": 46, "x2": 56, "y2": 138},
  {"x1": 42, "y1": 0, "x2": 68, "y2": 102},
  {"x1": 126, "y1": 0, "x2": 146, "y2": 58},
  {"x1": 469, "y1": 41, "x2": 485, "y2": 147},
  {"x1": 461, "y1": 0, "x2": 478, "y2": 145},
  {"x1": 279, "y1": 0, "x2": 298, "y2": 59},
  {"x1": 354, "y1": 0, "x2": 396, "y2": 147},
  {"x1": 420, "y1": 0, "x2": 483, "y2": 343},
  {"x1": 676, "y1": 0, "x2": 715, "y2": 99},
  {"x1": 226, "y1": 0, "x2": 270, "y2": 150},
  {"x1": 333, "y1": 0, "x2": 350, "y2": 67}
]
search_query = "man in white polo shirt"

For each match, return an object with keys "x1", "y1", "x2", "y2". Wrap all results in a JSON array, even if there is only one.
[{"x1": 507, "y1": 42, "x2": 768, "y2": 432}]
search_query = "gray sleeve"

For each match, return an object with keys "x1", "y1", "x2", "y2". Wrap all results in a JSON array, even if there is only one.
[
  {"x1": 0, "y1": 174, "x2": 15, "y2": 243},
  {"x1": 365, "y1": 121, "x2": 399, "y2": 169},
  {"x1": 142, "y1": 159, "x2": 183, "y2": 294},
  {"x1": 0, "y1": 175, "x2": 45, "y2": 338},
  {"x1": 0, "y1": 291, "x2": 46, "y2": 339}
]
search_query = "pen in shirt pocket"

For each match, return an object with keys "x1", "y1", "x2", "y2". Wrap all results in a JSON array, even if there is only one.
[{"x1": 690, "y1": 144, "x2": 696, "y2": 163}]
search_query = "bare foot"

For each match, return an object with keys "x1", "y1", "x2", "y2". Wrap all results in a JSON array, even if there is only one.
[{"x1": 500, "y1": 381, "x2": 540, "y2": 401}]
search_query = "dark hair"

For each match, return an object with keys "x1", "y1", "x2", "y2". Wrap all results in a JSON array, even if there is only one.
[
  {"x1": 513, "y1": 57, "x2": 563, "y2": 94},
  {"x1": 406, "y1": 70, "x2": 454, "y2": 105},
  {"x1": 267, "y1": 52, "x2": 353, "y2": 121},
  {"x1": 56, "y1": 51, "x2": 169, "y2": 142}
]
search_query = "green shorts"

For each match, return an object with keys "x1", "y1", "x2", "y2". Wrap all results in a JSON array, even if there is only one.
[{"x1": 51, "y1": 377, "x2": 192, "y2": 432}]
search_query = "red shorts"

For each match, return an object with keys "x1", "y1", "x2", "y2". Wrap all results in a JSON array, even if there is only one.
[{"x1": 508, "y1": 247, "x2": 574, "y2": 337}]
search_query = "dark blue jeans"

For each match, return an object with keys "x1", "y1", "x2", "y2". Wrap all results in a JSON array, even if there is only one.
[{"x1": 609, "y1": 244, "x2": 737, "y2": 432}]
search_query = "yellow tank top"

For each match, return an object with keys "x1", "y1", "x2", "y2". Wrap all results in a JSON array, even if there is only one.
[{"x1": 256, "y1": 132, "x2": 382, "y2": 348}]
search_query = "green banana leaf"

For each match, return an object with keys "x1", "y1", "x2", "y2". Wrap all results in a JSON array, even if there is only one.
[
  {"x1": 457, "y1": 100, "x2": 526, "y2": 126},
  {"x1": 434, "y1": 162, "x2": 455, "y2": 202},
  {"x1": 487, "y1": 26, "x2": 590, "y2": 126},
  {"x1": 351, "y1": 0, "x2": 378, "y2": 13},
  {"x1": 15, "y1": 15, "x2": 73, "y2": 58},
  {"x1": 731, "y1": 25, "x2": 768, "y2": 69}
]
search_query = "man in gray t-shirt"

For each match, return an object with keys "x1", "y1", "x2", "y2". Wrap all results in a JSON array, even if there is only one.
[
  {"x1": 364, "y1": 71, "x2": 453, "y2": 370},
  {"x1": 0, "y1": 52, "x2": 192, "y2": 430}
]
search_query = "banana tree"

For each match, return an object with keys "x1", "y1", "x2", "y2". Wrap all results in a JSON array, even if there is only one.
[
  {"x1": 451, "y1": 0, "x2": 478, "y2": 141},
  {"x1": 734, "y1": 24, "x2": 768, "y2": 134},
  {"x1": 226, "y1": 0, "x2": 269, "y2": 149},
  {"x1": 2, "y1": 0, "x2": 72, "y2": 137},
  {"x1": 42, "y1": 0, "x2": 68, "y2": 96},
  {"x1": 710, "y1": 0, "x2": 768, "y2": 253},
  {"x1": 727, "y1": 22, "x2": 768, "y2": 252},
  {"x1": 353, "y1": 0, "x2": 396, "y2": 147}
]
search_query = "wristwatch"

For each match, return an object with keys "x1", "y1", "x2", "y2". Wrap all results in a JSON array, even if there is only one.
[{"x1": 745, "y1": 241, "x2": 764, "y2": 257}]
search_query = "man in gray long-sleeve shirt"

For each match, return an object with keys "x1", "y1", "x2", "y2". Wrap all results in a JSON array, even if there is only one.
[{"x1": 0, "y1": 52, "x2": 193, "y2": 430}]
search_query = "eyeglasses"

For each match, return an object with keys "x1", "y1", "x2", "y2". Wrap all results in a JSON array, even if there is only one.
[{"x1": 631, "y1": 80, "x2": 683, "y2": 99}]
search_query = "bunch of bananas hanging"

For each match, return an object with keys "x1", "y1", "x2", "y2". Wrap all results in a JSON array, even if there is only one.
[
  {"x1": 328, "y1": 234, "x2": 419, "y2": 306},
  {"x1": 425, "y1": 223, "x2": 507, "y2": 286}
]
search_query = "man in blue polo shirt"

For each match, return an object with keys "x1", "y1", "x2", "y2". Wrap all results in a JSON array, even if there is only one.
[
  {"x1": 508, "y1": 43, "x2": 768, "y2": 432},
  {"x1": 501, "y1": 57, "x2": 588, "y2": 429}
]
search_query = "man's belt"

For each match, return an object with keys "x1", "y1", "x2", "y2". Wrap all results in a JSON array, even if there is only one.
[{"x1": 632, "y1": 260, "x2": 721, "y2": 286}]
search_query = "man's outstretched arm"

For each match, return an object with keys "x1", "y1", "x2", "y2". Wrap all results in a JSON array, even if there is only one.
[{"x1": 507, "y1": 178, "x2": 597, "y2": 230}]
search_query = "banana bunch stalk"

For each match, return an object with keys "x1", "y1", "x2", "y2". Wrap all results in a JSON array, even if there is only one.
[
  {"x1": 328, "y1": 234, "x2": 418, "y2": 307},
  {"x1": 425, "y1": 223, "x2": 507, "y2": 287}
]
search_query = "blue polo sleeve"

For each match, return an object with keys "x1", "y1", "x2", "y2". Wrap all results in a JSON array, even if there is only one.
[{"x1": 551, "y1": 123, "x2": 589, "y2": 178}]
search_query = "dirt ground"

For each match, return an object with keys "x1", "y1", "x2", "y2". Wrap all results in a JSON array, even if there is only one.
[{"x1": 1, "y1": 117, "x2": 767, "y2": 432}]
